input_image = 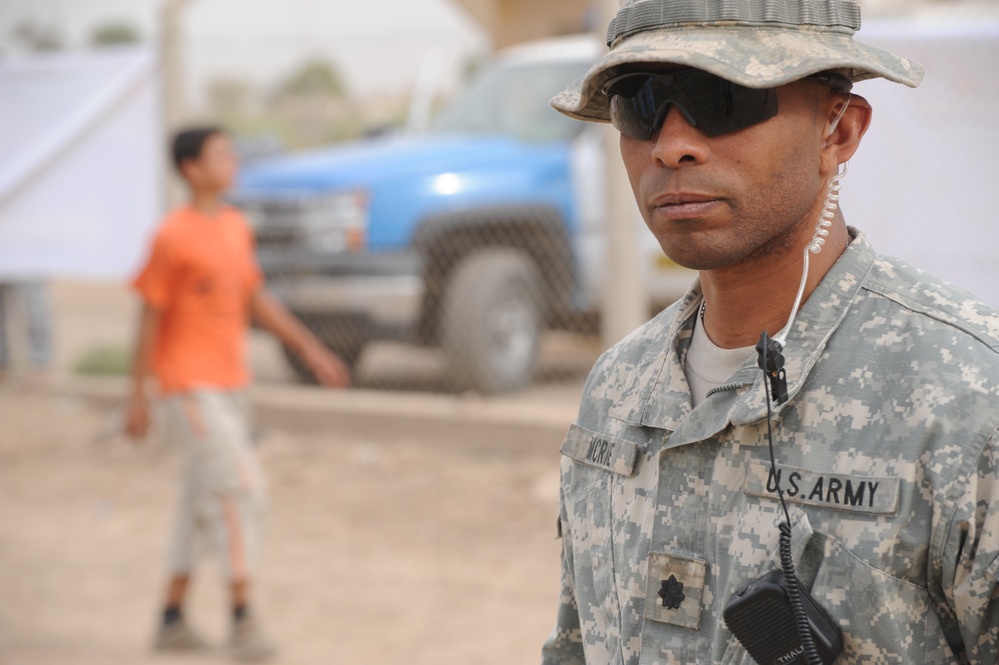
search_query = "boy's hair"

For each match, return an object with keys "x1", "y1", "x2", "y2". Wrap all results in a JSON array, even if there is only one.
[{"x1": 171, "y1": 126, "x2": 224, "y2": 174}]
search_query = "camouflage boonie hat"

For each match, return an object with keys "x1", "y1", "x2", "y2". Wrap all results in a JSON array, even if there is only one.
[{"x1": 551, "y1": 0, "x2": 924, "y2": 122}]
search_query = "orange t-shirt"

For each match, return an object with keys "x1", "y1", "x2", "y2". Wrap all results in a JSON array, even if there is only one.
[{"x1": 133, "y1": 205, "x2": 263, "y2": 394}]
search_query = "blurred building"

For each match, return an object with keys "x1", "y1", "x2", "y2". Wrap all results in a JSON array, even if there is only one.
[
  {"x1": 453, "y1": 0, "x2": 594, "y2": 47},
  {"x1": 452, "y1": 0, "x2": 992, "y2": 47}
]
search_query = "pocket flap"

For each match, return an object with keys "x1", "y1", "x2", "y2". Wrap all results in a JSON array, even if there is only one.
[
  {"x1": 644, "y1": 552, "x2": 707, "y2": 630},
  {"x1": 560, "y1": 424, "x2": 641, "y2": 477}
]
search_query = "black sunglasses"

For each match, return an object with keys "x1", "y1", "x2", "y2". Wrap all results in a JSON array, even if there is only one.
[{"x1": 605, "y1": 69, "x2": 852, "y2": 140}]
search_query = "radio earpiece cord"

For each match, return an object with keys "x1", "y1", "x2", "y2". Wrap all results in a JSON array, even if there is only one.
[
  {"x1": 761, "y1": 334, "x2": 823, "y2": 665},
  {"x1": 724, "y1": 159, "x2": 850, "y2": 665},
  {"x1": 773, "y1": 162, "x2": 847, "y2": 349}
]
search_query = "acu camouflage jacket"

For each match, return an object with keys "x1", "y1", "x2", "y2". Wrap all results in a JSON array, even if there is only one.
[{"x1": 543, "y1": 231, "x2": 999, "y2": 664}]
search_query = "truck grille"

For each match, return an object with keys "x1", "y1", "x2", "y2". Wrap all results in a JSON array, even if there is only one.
[{"x1": 238, "y1": 201, "x2": 303, "y2": 248}]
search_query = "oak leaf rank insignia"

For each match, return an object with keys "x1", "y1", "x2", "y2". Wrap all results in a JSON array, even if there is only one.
[{"x1": 658, "y1": 574, "x2": 685, "y2": 610}]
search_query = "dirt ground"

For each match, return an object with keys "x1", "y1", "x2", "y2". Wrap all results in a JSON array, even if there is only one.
[
  {"x1": 0, "y1": 281, "x2": 580, "y2": 665},
  {"x1": 0, "y1": 386, "x2": 567, "y2": 665}
]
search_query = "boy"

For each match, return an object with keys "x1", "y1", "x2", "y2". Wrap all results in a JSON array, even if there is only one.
[{"x1": 125, "y1": 126, "x2": 349, "y2": 661}]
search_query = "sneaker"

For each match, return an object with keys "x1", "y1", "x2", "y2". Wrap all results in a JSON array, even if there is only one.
[
  {"x1": 230, "y1": 615, "x2": 277, "y2": 662},
  {"x1": 153, "y1": 618, "x2": 209, "y2": 652}
]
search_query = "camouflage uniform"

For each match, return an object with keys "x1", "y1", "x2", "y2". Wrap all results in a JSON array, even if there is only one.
[{"x1": 542, "y1": 230, "x2": 999, "y2": 664}]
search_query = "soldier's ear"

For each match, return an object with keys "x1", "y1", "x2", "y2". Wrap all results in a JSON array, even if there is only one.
[{"x1": 820, "y1": 94, "x2": 871, "y2": 174}]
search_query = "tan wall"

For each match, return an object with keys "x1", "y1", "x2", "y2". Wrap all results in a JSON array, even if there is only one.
[
  {"x1": 453, "y1": 0, "x2": 592, "y2": 48},
  {"x1": 453, "y1": 0, "x2": 989, "y2": 50}
]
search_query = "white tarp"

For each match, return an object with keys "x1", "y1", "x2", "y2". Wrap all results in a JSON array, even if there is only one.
[
  {"x1": 0, "y1": 48, "x2": 161, "y2": 280},
  {"x1": 845, "y1": 17, "x2": 999, "y2": 307}
]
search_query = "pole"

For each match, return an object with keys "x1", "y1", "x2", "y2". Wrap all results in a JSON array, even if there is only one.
[
  {"x1": 599, "y1": 0, "x2": 648, "y2": 348},
  {"x1": 160, "y1": 0, "x2": 192, "y2": 211}
]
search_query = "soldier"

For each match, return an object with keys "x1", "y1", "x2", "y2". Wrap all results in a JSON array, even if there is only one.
[{"x1": 543, "y1": 1, "x2": 998, "y2": 664}]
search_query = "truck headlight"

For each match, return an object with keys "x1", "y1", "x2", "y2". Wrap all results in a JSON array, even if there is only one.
[{"x1": 302, "y1": 190, "x2": 369, "y2": 253}]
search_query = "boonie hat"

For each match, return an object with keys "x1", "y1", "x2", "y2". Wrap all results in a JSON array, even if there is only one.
[{"x1": 551, "y1": 0, "x2": 924, "y2": 122}]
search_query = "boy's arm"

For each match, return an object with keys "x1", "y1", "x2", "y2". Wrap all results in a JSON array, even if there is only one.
[
  {"x1": 249, "y1": 289, "x2": 351, "y2": 388},
  {"x1": 124, "y1": 302, "x2": 161, "y2": 441}
]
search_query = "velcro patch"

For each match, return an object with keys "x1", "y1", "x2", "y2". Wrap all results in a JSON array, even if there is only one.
[
  {"x1": 560, "y1": 424, "x2": 641, "y2": 477},
  {"x1": 644, "y1": 552, "x2": 706, "y2": 630},
  {"x1": 743, "y1": 460, "x2": 900, "y2": 515}
]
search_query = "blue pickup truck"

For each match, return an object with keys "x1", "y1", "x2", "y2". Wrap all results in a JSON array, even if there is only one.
[{"x1": 234, "y1": 35, "x2": 690, "y2": 392}]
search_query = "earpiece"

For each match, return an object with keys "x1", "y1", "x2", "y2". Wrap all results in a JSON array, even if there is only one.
[{"x1": 825, "y1": 94, "x2": 852, "y2": 138}]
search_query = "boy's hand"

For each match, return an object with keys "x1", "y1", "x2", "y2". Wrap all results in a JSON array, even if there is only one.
[
  {"x1": 125, "y1": 394, "x2": 152, "y2": 441},
  {"x1": 301, "y1": 343, "x2": 351, "y2": 388}
]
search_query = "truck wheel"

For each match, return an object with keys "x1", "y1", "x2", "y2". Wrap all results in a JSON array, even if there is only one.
[
  {"x1": 442, "y1": 249, "x2": 542, "y2": 393},
  {"x1": 281, "y1": 342, "x2": 362, "y2": 385}
]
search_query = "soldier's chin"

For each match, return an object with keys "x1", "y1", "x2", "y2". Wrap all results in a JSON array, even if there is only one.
[{"x1": 659, "y1": 246, "x2": 739, "y2": 272}]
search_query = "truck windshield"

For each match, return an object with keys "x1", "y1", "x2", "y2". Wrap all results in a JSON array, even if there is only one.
[{"x1": 431, "y1": 60, "x2": 590, "y2": 143}]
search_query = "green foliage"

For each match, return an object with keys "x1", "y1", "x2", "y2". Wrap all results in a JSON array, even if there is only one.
[
  {"x1": 13, "y1": 21, "x2": 64, "y2": 52},
  {"x1": 208, "y1": 77, "x2": 254, "y2": 114},
  {"x1": 90, "y1": 22, "x2": 141, "y2": 47},
  {"x1": 73, "y1": 345, "x2": 130, "y2": 376},
  {"x1": 199, "y1": 54, "x2": 411, "y2": 150},
  {"x1": 219, "y1": 108, "x2": 367, "y2": 151},
  {"x1": 275, "y1": 58, "x2": 347, "y2": 100},
  {"x1": 461, "y1": 53, "x2": 489, "y2": 82}
]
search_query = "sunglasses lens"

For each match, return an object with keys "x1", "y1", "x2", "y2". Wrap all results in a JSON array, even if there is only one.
[
  {"x1": 609, "y1": 76, "x2": 659, "y2": 140},
  {"x1": 607, "y1": 71, "x2": 778, "y2": 139}
]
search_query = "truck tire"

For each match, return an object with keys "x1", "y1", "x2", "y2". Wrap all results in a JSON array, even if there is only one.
[
  {"x1": 442, "y1": 249, "x2": 542, "y2": 393},
  {"x1": 281, "y1": 342, "x2": 362, "y2": 385}
]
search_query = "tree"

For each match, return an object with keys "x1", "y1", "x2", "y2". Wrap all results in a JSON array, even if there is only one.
[
  {"x1": 207, "y1": 76, "x2": 255, "y2": 115},
  {"x1": 12, "y1": 21, "x2": 64, "y2": 52},
  {"x1": 274, "y1": 58, "x2": 347, "y2": 101},
  {"x1": 90, "y1": 22, "x2": 141, "y2": 47}
]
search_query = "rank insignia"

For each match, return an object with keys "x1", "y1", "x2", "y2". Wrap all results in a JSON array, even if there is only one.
[
  {"x1": 659, "y1": 574, "x2": 685, "y2": 610},
  {"x1": 646, "y1": 553, "x2": 704, "y2": 628}
]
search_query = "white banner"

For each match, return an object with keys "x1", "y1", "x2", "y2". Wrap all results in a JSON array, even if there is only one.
[
  {"x1": 847, "y1": 18, "x2": 999, "y2": 307},
  {"x1": 0, "y1": 48, "x2": 162, "y2": 280}
]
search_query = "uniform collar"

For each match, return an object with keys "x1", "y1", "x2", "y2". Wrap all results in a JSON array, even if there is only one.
[{"x1": 608, "y1": 229, "x2": 877, "y2": 444}]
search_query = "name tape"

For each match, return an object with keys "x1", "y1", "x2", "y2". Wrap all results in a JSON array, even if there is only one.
[{"x1": 561, "y1": 424, "x2": 641, "y2": 477}]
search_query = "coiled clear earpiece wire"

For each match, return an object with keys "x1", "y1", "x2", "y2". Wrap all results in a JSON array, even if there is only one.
[{"x1": 772, "y1": 162, "x2": 848, "y2": 348}]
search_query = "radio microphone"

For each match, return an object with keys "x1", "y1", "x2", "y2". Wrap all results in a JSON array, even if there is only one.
[{"x1": 723, "y1": 568, "x2": 843, "y2": 665}]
